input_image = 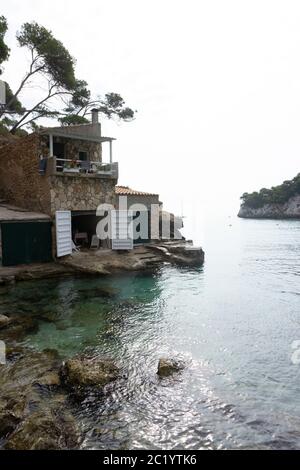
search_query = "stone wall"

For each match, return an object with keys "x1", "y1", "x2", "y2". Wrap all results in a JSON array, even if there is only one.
[
  {"x1": 0, "y1": 134, "x2": 52, "y2": 214},
  {"x1": 50, "y1": 176, "x2": 117, "y2": 214}
]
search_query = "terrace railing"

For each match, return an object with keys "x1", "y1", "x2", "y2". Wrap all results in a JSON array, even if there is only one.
[{"x1": 47, "y1": 157, "x2": 118, "y2": 179}]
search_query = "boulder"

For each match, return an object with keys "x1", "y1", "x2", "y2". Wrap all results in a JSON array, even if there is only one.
[
  {"x1": 60, "y1": 353, "x2": 119, "y2": 395},
  {"x1": 157, "y1": 358, "x2": 185, "y2": 377}
]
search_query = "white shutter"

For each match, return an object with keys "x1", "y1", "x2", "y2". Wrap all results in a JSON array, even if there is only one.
[
  {"x1": 111, "y1": 210, "x2": 133, "y2": 250},
  {"x1": 55, "y1": 210, "x2": 72, "y2": 257}
]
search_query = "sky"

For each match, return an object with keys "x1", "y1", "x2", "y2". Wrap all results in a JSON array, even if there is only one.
[{"x1": 2, "y1": 0, "x2": 300, "y2": 242}]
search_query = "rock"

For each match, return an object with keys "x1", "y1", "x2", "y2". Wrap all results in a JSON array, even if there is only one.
[
  {"x1": 1, "y1": 276, "x2": 15, "y2": 285},
  {"x1": 0, "y1": 395, "x2": 27, "y2": 438},
  {"x1": 0, "y1": 314, "x2": 39, "y2": 344},
  {"x1": 0, "y1": 314, "x2": 11, "y2": 329},
  {"x1": 157, "y1": 358, "x2": 185, "y2": 377},
  {"x1": 34, "y1": 371, "x2": 61, "y2": 388},
  {"x1": 78, "y1": 286, "x2": 118, "y2": 299},
  {"x1": 238, "y1": 194, "x2": 300, "y2": 219},
  {"x1": 0, "y1": 411, "x2": 21, "y2": 438},
  {"x1": 4, "y1": 407, "x2": 79, "y2": 450},
  {"x1": 0, "y1": 286, "x2": 9, "y2": 295},
  {"x1": 149, "y1": 243, "x2": 205, "y2": 267},
  {"x1": 0, "y1": 348, "x2": 80, "y2": 449},
  {"x1": 60, "y1": 353, "x2": 119, "y2": 395},
  {"x1": 0, "y1": 349, "x2": 60, "y2": 398}
]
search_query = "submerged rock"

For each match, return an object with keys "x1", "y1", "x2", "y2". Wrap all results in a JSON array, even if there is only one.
[
  {"x1": 0, "y1": 349, "x2": 62, "y2": 440},
  {"x1": 33, "y1": 371, "x2": 61, "y2": 388},
  {"x1": 4, "y1": 407, "x2": 79, "y2": 450},
  {"x1": 0, "y1": 314, "x2": 38, "y2": 344},
  {"x1": 0, "y1": 276, "x2": 15, "y2": 285},
  {"x1": 78, "y1": 286, "x2": 118, "y2": 299},
  {"x1": 0, "y1": 347, "x2": 82, "y2": 449},
  {"x1": 0, "y1": 314, "x2": 11, "y2": 329},
  {"x1": 60, "y1": 353, "x2": 119, "y2": 396},
  {"x1": 157, "y1": 358, "x2": 185, "y2": 377},
  {"x1": 0, "y1": 395, "x2": 26, "y2": 438}
]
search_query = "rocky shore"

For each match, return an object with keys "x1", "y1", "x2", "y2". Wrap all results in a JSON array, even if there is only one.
[
  {"x1": 0, "y1": 304, "x2": 185, "y2": 450},
  {"x1": 238, "y1": 194, "x2": 300, "y2": 219},
  {"x1": 0, "y1": 242, "x2": 204, "y2": 286},
  {"x1": 58, "y1": 243, "x2": 204, "y2": 276}
]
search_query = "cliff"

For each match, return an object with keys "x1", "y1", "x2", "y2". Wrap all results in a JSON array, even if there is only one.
[
  {"x1": 238, "y1": 173, "x2": 300, "y2": 219},
  {"x1": 238, "y1": 194, "x2": 300, "y2": 219}
]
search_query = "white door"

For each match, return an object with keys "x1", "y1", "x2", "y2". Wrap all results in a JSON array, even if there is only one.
[
  {"x1": 111, "y1": 210, "x2": 133, "y2": 250},
  {"x1": 55, "y1": 210, "x2": 72, "y2": 257}
]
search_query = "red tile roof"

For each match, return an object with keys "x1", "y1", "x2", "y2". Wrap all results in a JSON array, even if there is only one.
[{"x1": 115, "y1": 186, "x2": 159, "y2": 196}]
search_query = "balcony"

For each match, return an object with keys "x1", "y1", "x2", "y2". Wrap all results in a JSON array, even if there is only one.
[{"x1": 45, "y1": 156, "x2": 118, "y2": 179}]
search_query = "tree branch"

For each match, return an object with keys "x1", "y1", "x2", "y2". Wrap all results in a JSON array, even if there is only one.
[
  {"x1": 0, "y1": 60, "x2": 45, "y2": 118},
  {"x1": 10, "y1": 85, "x2": 72, "y2": 132}
]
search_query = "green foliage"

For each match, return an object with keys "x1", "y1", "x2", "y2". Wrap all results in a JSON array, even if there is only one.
[
  {"x1": 69, "y1": 80, "x2": 90, "y2": 108},
  {"x1": 59, "y1": 114, "x2": 89, "y2": 126},
  {"x1": 241, "y1": 174, "x2": 300, "y2": 208},
  {"x1": 1, "y1": 19, "x2": 135, "y2": 132},
  {"x1": 0, "y1": 119, "x2": 27, "y2": 136},
  {"x1": 65, "y1": 91, "x2": 135, "y2": 121},
  {"x1": 17, "y1": 22, "x2": 76, "y2": 89},
  {"x1": 0, "y1": 16, "x2": 10, "y2": 74},
  {"x1": 99, "y1": 93, "x2": 135, "y2": 120},
  {"x1": 4, "y1": 82, "x2": 24, "y2": 114}
]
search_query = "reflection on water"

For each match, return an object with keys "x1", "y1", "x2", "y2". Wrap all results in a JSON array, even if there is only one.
[{"x1": 1, "y1": 218, "x2": 300, "y2": 449}]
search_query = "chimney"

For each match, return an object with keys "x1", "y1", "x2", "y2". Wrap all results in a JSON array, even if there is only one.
[{"x1": 91, "y1": 108, "x2": 99, "y2": 124}]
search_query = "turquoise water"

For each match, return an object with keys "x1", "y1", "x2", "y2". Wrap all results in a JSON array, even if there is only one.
[{"x1": 2, "y1": 217, "x2": 300, "y2": 449}]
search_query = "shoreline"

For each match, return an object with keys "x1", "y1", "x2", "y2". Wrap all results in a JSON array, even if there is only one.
[
  {"x1": 238, "y1": 214, "x2": 300, "y2": 220},
  {"x1": 0, "y1": 242, "x2": 205, "y2": 285}
]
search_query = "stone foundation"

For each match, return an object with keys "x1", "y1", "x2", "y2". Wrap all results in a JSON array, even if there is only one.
[{"x1": 50, "y1": 176, "x2": 117, "y2": 213}]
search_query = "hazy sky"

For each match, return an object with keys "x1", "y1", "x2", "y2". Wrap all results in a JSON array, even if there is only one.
[{"x1": 2, "y1": 0, "x2": 300, "y2": 241}]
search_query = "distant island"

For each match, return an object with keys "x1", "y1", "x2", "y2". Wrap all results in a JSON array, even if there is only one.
[{"x1": 238, "y1": 173, "x2": 300, "y2": 219}]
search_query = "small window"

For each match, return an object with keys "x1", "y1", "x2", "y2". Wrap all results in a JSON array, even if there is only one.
[{"x1": 79, "y1": 151, "x2": 88, "y2": 161}]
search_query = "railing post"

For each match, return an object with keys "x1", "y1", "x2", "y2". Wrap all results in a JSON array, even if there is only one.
[
  {"x1": 109, "y1": 140, "x2": 113, "y2": 164},
  {"x1": 52, "y1": 156, "x2": 57, "y2": 173},
  {"x1": 49, "y1": 134, "x2": 53, "y2": 157}
]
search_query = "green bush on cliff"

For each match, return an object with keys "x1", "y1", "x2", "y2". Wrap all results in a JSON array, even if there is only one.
[{"x1": 241, "y1": 174, "x2": 300, "y2": 208}]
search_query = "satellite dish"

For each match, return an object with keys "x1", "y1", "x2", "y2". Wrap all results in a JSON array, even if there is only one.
[{"x1": 0, "y1": 80, "x2": 6, "y2": 106}]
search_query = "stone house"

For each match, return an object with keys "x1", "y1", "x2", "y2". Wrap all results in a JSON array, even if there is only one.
[
  {"x1": 115, "y1": 186, "x2": 183, "y2": 243},
  {"x1": 0, "y1": 110, "x2": 118, "y2": 264},
  {"x1": 0, "y1": 111, "x2": 183, "y2": 266}
]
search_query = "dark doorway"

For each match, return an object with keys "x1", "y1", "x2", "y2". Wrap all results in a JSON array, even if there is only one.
[
  {"x1": 53, "y1": 142, "x2": 65, "y2": 159},
  {"x1": 78, "y1": 151, "x2": 88, "y2": 161},
  {"x1": 71, "y1": 211, "x2": 102, "y2": 248}
]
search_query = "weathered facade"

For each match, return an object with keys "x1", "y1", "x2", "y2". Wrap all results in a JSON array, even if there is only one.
[{"x1": 0, "y1": 121, "x2": 117, "y2": 217}]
